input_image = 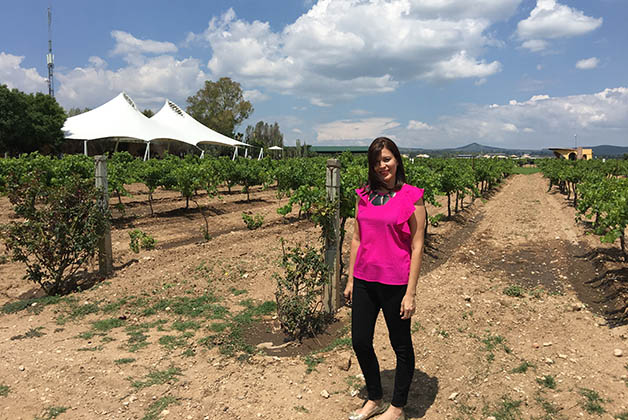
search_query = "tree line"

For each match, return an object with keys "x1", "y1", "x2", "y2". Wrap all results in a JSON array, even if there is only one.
[{"x1": 0, "y1": 78, "x2": 291, "y2": 157}]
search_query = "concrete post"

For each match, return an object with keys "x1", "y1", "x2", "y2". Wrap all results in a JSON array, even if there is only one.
[
  {"x1": 94, "y1": 155, "x2": 113, "y2": 275},
  {"x1": 323, "y1": 159, "x2": 341, "y2": 313}
]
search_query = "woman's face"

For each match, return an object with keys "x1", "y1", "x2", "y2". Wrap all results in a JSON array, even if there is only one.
[{"x1": 375, "y1": 147, "x2": 398, "y2": 187}]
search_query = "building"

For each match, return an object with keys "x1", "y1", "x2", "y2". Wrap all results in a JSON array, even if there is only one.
[{"x1": 548, "y1": 147, "x2": 593, "y2": 160}]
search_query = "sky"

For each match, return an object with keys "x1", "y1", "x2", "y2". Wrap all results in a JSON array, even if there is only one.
[{"x1": 1, "y1": 0, "x2": 627, "y2": 149}]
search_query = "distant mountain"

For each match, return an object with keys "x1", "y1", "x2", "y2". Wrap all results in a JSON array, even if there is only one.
[
  {"x1": 399, "y1": 142, "x2": 628, "y2": 157},
  {"x1": 590, "y1": 144, "x2": 628, "y2": 157}
]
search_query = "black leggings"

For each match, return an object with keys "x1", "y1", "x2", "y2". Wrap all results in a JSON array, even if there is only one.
[{"x1": 351, "y1": 278, "x2": 415, "y2": 407}]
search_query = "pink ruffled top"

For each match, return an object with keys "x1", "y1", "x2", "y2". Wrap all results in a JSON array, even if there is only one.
[{"x1": 353, "y1": 183, "x2": 424, "y2": 285}]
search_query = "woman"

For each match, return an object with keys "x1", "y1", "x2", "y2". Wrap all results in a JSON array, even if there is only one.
[{"x1": 344, "y1": 137, "x2": 425, "y2": 420}]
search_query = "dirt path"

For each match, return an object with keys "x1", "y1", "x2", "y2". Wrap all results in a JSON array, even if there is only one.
[{"x1": 0, "y1": 173, "x2": 627, "y2": 420}]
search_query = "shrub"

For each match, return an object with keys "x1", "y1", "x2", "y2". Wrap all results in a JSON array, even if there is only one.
[
  {"x1": 0, "y1": 171, "x2": 109, "y2": 295},
  {"x1": 242, "y1": 212, "x2": 264, "y2": 230},
  {"x1": 129, "y1": 229, "x2": 155, "y2": 253},
  {"x1": 274, "y1": 240, "x2": 332, "y2": 340}
]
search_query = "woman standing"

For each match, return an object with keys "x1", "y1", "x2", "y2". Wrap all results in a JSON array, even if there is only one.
[{"x1": 344, "y1": 137, "x2": 426, "y2": 420}]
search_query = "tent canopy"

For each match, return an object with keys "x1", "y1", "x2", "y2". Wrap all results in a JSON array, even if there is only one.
[
  {"x1": 63, "y1": 92, "x2": 247, "y2": 150},
  {"x1": 62, "y1": 92, "x2": 195, "y2": 146},
  {"x1": 151, "y1": 100, "x2": 248, "y2": 148}
]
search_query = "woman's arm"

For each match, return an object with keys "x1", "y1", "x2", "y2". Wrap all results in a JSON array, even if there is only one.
[
  {"x1": 400, "y1": 197, "x2": 426, "y2": 319},
  {"x1": 343, "y1": 198, "x2": 361, "y2": 304}
]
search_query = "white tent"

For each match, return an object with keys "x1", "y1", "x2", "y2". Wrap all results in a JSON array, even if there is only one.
[
  {"x1": 63, "y1": 92, "x2": 252, "y2": 160},
  {"x1": 63, "y1": 92, "x2": 199, "y2": 158},
  {"x1": 151, "y1": 100, "x2": 249, "y2": 158}
]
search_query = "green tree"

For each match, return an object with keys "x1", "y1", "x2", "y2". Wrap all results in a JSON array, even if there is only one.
[
  {"x1": 142, "y1": 109, "x2": 154, "y2": 118},
  {"x1": 186, "y1": 77, "x2": 253, "y2": 138},
  {"x1": 66, "y1": 107, "x2": 91, "y2": 117},
  {"x1": 244, "y1": 121, "x2": 284, "y2": 149},
  {"x1": 0, "y1": 85, "x2": 66, "y2": 155}
]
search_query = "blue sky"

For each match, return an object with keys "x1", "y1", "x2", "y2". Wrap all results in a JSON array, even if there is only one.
[{"x1": 1, "y1": 0, "x2": 627, "y2": 149}]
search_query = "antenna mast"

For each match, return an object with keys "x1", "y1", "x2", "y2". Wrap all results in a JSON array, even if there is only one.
[{"x1": 46, "y1": 7, "x2": 54, "y2": 97}]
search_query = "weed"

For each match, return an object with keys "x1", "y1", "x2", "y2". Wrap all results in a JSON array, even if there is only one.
[
  {"x1": 318, "y1": 336, "x2": 352, "y2": 353},
  {"x1": 114, "y1": 358, "x2": 136, "y2": 365},
  {"x1": 92, "y1": 317, "x2": 125, "y2": 332},
  {"x1": 503, "y1": 285, "x2": 525, "y2": 298},
  {"x1": 536, "y1": 375, "x2": 557, "y2": 389},
  {"x1": 34, "y1": 406, "x2": 68, "y2": 420},
  {"x1": 0, "y1": 384, "x2": 9, "y2": 397},
  {"x1": 428, "y1": 213, "x2": 446, "y2": 227},
  {"x1": 182, "y1": 348, "x2": 195, "y2": 357},
  {"x1": 294, "y1": 405, "x2": 310, "y2": 413},
  {"x1": 10, "y1": 326, "x2": 45, "y2": 340},
  {"x1": 1, "y1": 295, "x2": 63, "y2": 314},
  {"x1": 101, "y1": 297, "x2": 130, "y2": 314},
  {"x1": 129, "y1": 229, "x2": 156, "y2": 253},
  {"x1": 345, "y1": 375, "x2": 363, "y2": 391},
  {"x1": 242, "y1": 212, "x2": 264, "y2": 229},
  {"x1": 142, "y1": 294, "x2": 225, "y2": 318},
  {"x1": 482, "y1": 395, "x2": 522, "y2": 420},
  {"x1": 462, "y1": 310, "x2": 473, "y2": 320},
  {"x1": 535, "y1": 394, "x2": 562, "y2": 418},
  {"x1": 412, "y1": 321, "x2": 424, "y2": 333},
  {"x1": 159, "y1": 335, "x2": 188, "y2": 350},
  {"x1": 0, "y1": 255, "x2": 7, "y2": 265},
  {"x1": 578, "y1": 388, "x2": 606, "y2": 414},
  {"x1": 510, "y1": 361, "x2": 535, "y2": 374},
  {"x1": 438, "y1": 329, "x2": 449, "y2": 338},
  {"x1": 77, "y1": 345, "x2": 103, "y2": 352},
  {"x1": 172, "y1": 320, "x2": 201, "y2": 332},
  {"x1": 229, "y1": 287, "x2": 247, "y2": 296},
  {"x1": 141, "y1": 396, "x2": 177, "y2": 420},
  {"x1": 304, "y1": 355, "x2": 324, "y2": 374},
  {"x1": 615, "y1": 412, "x2": 628, "y2": 420},
  {"x1": 131, "y1": 367, "x2": 182, "y2": 389},
  {"x1": 208, "y1": 322, "x2": 228, "y2": 332}
]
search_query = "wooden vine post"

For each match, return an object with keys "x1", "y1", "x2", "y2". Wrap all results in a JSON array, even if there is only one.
[
  {"x1": 323, "y1": 159, "x2": 342, "y2": 313},
  {"x1": 94, "y1": 155, "x2": 113, "y2": 275}
]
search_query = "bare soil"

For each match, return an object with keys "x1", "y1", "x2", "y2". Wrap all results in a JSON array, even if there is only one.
[{"x1": 0, "y1": 173, "x2": 627, "y2": 420}]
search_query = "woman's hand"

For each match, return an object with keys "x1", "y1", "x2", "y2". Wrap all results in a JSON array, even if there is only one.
[
  {"x1": 400, "y1": 294, "x2": 416, "y2": 319},
  {"x1": 343, "y1": 280, "x2": 354, "y2": 305}
]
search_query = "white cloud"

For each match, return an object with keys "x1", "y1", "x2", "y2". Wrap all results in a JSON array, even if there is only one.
[
  {"x1": 530, "y1": 94, "x2": 550, "y2": 101},
  {"x1": 407, "y1": 120, "x2": 433, "y2": 130},
  {"x1": 517, "y1": 0, "x2": 602, "y2": 51},
  {"x1": 292, "y1": 128, "x2": 303, "y2": 134},
  {"x1": 316, "y1": 117, "x2": 400, "y2": 141},
  {"x1": 575, "y1": 57, "x2": 599, "y2": 70},
  {"x1": 88, "y1": 56, "x2": 107, "y2": 68},
  {"x1": 56, "y1": 55, "x2": 206, "y2": 110},
  {"x1": 191, "y1": 1, "x2": 512, "y2": 103},
  {"x1": 521, "y1": 39, "x2": 548, "y2": 52},
  {"x1": 351, "y1": 109, "x2": 371, "y2": 116},
  {"x1": 243, "y1": 89, "x2": 269, "y2": 102},
  {"x1": 433, "y1": 87, "x2": 628, "y2": 147},
  {"x1": 536, "y1": 64, "x2": 543, "y2": 71},
  {"x1": 310, "y1": 97, "x2": 331, "y2": 107},
  {"x1": 0, "y1": 52, "x2": 47, "y2": 93},
  {"x1": 111, "y1": 30, "x2": 178, "y2": 57}
]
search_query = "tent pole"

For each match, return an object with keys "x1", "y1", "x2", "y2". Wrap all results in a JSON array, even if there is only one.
[
  {"x1": 143, "y1": 142, "x2": 150, "y2": 161},
  {"x1": 244, "y1": 147, "x2": 248, "y2": 159},
  {"x1": 114, "y1": 140, "x2": 120, "y2": 153},
  {"x1": 200, "y1": 150, "x2": 205, "y2": 159},
  {"x1": 232, "y1": 146, "x2": 238, "y2": 160},
  {"x1": 258, "y1": 148, "x2": 263, "y2": 160},
  {"x1": 84, "y1": 140, "x2": 88, "y2": 156}
]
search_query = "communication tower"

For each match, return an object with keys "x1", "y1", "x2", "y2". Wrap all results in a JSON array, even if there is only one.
[{"x1": 46, "y1": 7, "x2": 54, "y2": 97}]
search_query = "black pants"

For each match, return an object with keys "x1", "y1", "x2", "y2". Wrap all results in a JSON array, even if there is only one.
[{"x1": 351, "y1": 278, "x2": 415, "y2": 407}]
